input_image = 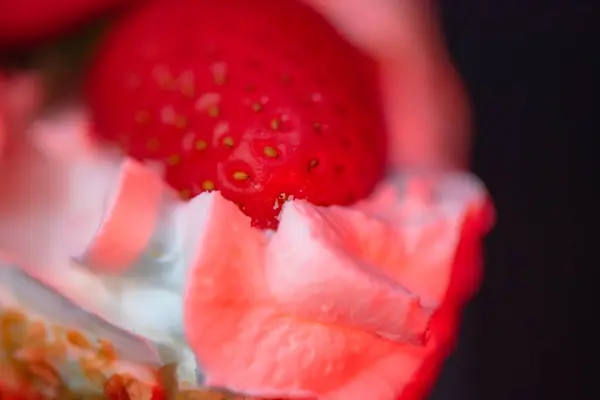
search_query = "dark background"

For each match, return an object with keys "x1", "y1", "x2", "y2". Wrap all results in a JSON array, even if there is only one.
[{"x1": 431, "y1": 1, "x2": 596, "y2": 399}]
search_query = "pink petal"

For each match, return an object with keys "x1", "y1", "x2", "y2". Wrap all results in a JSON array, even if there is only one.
[
  {"x1": 73, "y1": 158, "x2": 167, "y2": 273},
  {"x1": 266, "y1": 201, "x2": 431, "y2": 344},
  {"x1": 184, "y1": 173, "x2": 490, "y2": 400}
]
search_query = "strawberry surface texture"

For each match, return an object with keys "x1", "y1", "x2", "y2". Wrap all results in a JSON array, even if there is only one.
[{"x1": 85, "y1": 0, "x2": 388, "y2": 229}]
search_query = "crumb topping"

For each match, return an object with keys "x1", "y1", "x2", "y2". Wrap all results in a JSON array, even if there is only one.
[{"x1": 0, "y1": 307, "x2": 247, "y2": 400}]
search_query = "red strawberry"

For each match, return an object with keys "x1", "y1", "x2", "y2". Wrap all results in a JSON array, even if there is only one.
[
  {"x1": 85, "y1": 0, "x2": 388, "y2": 229},
  {"x1": 0, "y1": 0, "x2": 137, "y2": 46}
]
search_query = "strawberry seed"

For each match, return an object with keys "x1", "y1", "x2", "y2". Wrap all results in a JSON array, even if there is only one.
[
  {"x1": 263, "y1": 146, "x2": 278, "y2": 158},
  {"x1": 179, "y1": 189, "x2": 191, "y2": 200},
  {"x1": 174, "y1": 115, "x2": 187, "y2": 129},
  {"x1": 195, "y1": 140, "x2": 208, "y2": 151},
  {"x1": 146, "y1": 138, "x2": 159, "y2": 151},
  {"x1": 208, "y1": 105, "x2": 220, "y2": 117},
  {"x1": 202, "y1": 180, "x2": 215, "y2": 191},
  {"x1": 233, "y1": 171, "x2": 250, "y2": 181},
  {"x1": 167, "y1": 154, "x2": 181, "y2": 166},
  {"x1": 223, "y1": 136, "x2": 235, "y2": 148},
  {"x1": 135, "y1": 110, "x2": 150, "y2": 124},
  {"x1": 270, "y1": 118, "x2": 281, "y2": 130}
]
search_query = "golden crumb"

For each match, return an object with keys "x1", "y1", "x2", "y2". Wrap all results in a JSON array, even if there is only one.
[
  {"x1": 46, "y1": 340, "x2": 68, "y2": 363},
  {"x1": 97, "y1": 339, "x2": 117, "y2": 365},
  {"x1": 25, "y1": 320, "x2": 47, "y2": 345},
  {"x1": 51, "y1": 324, "x2": 66, "y2": 339},
  {"x1": 28, "y1": 360, "x2": 61, "y2": 388},
  {"x1": 80, "y1": 356, "x2": 109, "y2": 389},
  {"x1": 1, "y1": 308, "x2": 253, "y2": 400},
  {"x1": 125, "y1": 378, "x2": 153, "y2": 400},
  {"x1": 66, "y1": 330, "x2": 92, "y2": 349}
]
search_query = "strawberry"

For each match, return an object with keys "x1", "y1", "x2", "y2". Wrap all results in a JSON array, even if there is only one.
[{"x1": 85, "y1": 0, "x2": 388, "y2": 229}]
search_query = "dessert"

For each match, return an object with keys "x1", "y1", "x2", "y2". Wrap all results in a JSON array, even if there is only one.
[{"x1": 0, "y1": 0, "x2": 494, "y2": 398}]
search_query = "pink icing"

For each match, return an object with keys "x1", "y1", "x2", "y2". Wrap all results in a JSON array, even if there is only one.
[
  {"x1": 78, "y1": 159, "x2": 166, "y2": 272},
  {"x1": 182, "y1": 175, "x2": 489, "y2": 399}
]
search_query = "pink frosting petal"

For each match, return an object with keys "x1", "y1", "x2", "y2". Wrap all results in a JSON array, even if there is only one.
[
  {"x1": 266, "y1": 201, "x2": 431, "y2": 344},
  {"x1": 73, "y1": 159, "x2": 166, "y2": 273},
  {"x1": 184, "y1": 173, "x2": 490, "y2": 400}
]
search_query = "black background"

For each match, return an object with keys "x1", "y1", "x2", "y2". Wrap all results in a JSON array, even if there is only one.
[{"x1": 431, "y1": 1, "x2": 596, "y2": 399}]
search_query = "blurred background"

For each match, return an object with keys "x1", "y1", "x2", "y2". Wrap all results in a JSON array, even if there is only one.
[{"x1": 431, "y1": 1, "x2": 595, "y2": 399}]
